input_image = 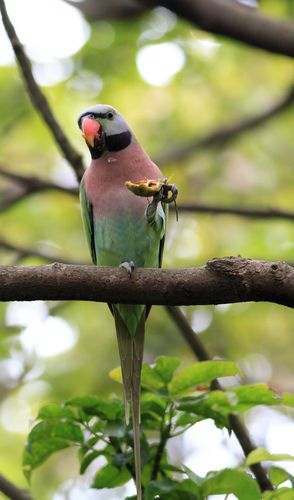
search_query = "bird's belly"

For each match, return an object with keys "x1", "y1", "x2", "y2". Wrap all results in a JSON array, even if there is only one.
[{"x1": 93, "y1": 213, "x2": 160, "y2": 268}]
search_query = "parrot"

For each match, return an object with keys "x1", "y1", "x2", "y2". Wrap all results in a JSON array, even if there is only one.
[{"x1": 77, "y1": 104, "x2": 170, "y2": 499}]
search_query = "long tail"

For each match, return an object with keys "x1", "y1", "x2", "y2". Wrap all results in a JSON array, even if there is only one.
[{"x1": 113, "y1": 307, "x2": 145, "y2": 500}]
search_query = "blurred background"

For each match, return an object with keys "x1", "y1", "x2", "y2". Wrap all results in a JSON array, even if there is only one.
[{"x1": 0, "y1": 0, "x2": 294, "y2": 498}]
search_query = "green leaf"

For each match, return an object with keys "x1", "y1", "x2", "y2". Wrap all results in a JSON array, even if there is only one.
[
  {"x1": 263, "y1": 488, "x2": 294, "y2": 499},
  {"x1": 92, "y1": 464, "x2": 131, "y2": 489},
  {"x1": 23, "y1": 438, "x2": 70, "y2": 481},
  {"x1": 246, "y1": 448, "x2": 294, "y2": 466},
  {"x1": 169, "y1": 361, "x2": 240, "y2": 395},
  {"x1": 67, "y1": 396, "x2": 123, "y2": 420},
  {"x1": 269, "y1": 466, "x2": 290, "y2": 486},
  {"x1": 178, "y1": 392, "x2": 230, "y2": 428},
  {"x1": 281, "y1": 392, "x2": 294, "y2": 407},
  {"x1": 141, "y1": 392, "x2": 166, "y2": 417},
  {"x1": 37, "y1": 403, "x2": 76, "y2": 420},
  {"x1": 109, "y1": 366, "x2": 122, "y2": 384},
  {"x1": 23, "y1": 415, "x2": 85, "y2": 480},
  {"x1": 145, "y1": 478, "x2": 201, "y2": 500},
  {"x1": 202, "y1": 469, "x2": 260, "y2": 500},
  {"x1": 175, "y1": 413, "x2": 202, "y2": 429},
  {"x1": 154, "y1": 356, "x2": 181, "y2": 384},
  {"x1": 28, "y1": 420, "x2": 84, "y2": 444},
  {"x1": 178, "y1": 383, "x2": 290, "y2": 422},
  {"x1": 183, "y1": 465, "x2": 203, "y2": 486},
  {"x1": 231, "y1": 384, "x2": 282, "y2": 411},
  {"x1": 80, "y1": 450, "x2": 105, "y2": 474},
  {"x1": 141, "y1": 364, "x2": 166, "y2": 391}
]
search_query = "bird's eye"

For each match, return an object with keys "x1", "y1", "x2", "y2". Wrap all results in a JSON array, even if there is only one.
[
  {"x1": 107, "y1": 111, "x2": 114, "y2": 119},
  {"x1": 88, "y1": 113, "x2": 95, "y2": 119}
]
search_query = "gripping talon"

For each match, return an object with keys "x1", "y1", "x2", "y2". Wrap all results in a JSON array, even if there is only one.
[{"x1": 120, "y1": 261, "x2": 135, "y2": 278}]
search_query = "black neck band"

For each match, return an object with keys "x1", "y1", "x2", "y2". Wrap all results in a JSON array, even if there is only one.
[
  {"x1": 106, "y1": 130, "x2": 132, "y2": 152},
  {"x1": 88, "y1": 130, "x2": 132, "y2": 159}
]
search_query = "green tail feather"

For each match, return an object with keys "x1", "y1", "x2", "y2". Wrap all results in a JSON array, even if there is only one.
[{"x1": 113, "y1": 306, "x2": 145, "y2": 500}]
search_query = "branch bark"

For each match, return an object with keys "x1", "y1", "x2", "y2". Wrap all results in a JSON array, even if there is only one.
[
  {"x1": 149, "y1": 0, "x2": 294, "y2": 58},
  {"x1": 0, "y1": 474, "x2": 32, "y2": 500},
  {"x1": 0, "y1": 0, "x2": 85, "y2": 181},
  {"x1": 0, "y1": 257, "x2": 293, "y2": 307}
]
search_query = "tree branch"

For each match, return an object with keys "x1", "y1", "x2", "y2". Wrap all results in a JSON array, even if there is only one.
[
  {"x1": 175, "y1": 202, "x2": 294, "y2": 221},
  {"x1": 156, "y1": 82, "x2": 294, "y2": 165},
  {"x1": 149, "y1": 0, "x2": 294, "y2": 58},
  {"x1": 0, "y1": 166, "x2": 78, "y2": 212},
  {"x1": 0, "y1": 166, "x2": 77, "y2": 194},
  {"x1": 3, "y1": 165, "x2": 294, "y2": 222},
  {"x1": 0, "y1": 257, "x2": 293, "y2": 307},
  {"x1": 165, "y1": 306, "x2": 273, "y2": 492},
  {"x1": 0, "y1": 237, "x2": 86, "y2": 265},
  {"x1": 0, "y1": 0, "x2": 85, "y2": 181},
  {"x1": 0, "y1": 473, "x2": 32, "y2": 500}
]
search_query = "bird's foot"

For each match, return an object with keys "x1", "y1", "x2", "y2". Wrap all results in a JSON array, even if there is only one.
[
  {"x1": 148, "y1": 180, "x2": 179, "y2": 222},
  {"x1": 119, "y1": 260, "x2": 135, "y2": 278},
  {"x1": 125, "y1": 177, "x2": 179, "y2": 221}
]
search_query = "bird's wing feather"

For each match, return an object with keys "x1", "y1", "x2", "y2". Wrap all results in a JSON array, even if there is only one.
[{"x1": 80, "y1": 178, "x2": 97, "y2": 264}]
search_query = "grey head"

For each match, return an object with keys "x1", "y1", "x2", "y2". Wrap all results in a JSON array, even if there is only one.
[{"x1": 78, "y1": 104, "x2": 134, "y2": 159}]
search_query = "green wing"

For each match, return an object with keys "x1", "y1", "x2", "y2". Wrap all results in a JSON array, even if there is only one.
[{"x1": 80, "y1": 178, "x2": 97, "y2": 264}]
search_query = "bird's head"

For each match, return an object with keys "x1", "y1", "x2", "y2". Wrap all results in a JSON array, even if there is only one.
[{"x1": 78, "y1": 104, "x2": 133, "y2": 159}]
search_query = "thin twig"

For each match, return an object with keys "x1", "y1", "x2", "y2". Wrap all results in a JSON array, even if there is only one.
[
  {"x1": 165, "y1": 305, "x2": 273, "y2": 492},
  {"x1": 151, "y1": 402, "x2": 173, "y2": 481},
  {"x1": 0, "y1": 0, "x2": 85, "y2": 181},
  {"x1": 0, "y1": 473, "x2": 32, "y2": 500},
  {"x1": 0, "y1": 237, "x2": 86, "y2": 265},
  {"x1": 156, "y1": 82, "x2": 294, "y2": 165},
  {"x1": 0, "y1": 166, "x2": 78, "y2": 194},
  {"x1": 0, "y1": 166, "x2": 78, "y2": 211},
  {"x1": 173, "y1": 202, "x2": 294, "y2": 221}
]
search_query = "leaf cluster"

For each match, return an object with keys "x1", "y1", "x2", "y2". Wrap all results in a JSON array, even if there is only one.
[{"x1": 23, "y1": 356, "x2": 294, "y2": 498}]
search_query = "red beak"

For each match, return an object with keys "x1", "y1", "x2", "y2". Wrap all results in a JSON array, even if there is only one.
[{"x1": 81, "y1": 117, "x2": 101, "y2": 148}]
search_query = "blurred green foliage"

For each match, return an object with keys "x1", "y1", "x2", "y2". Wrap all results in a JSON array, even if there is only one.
[
  {"x1": 0, "y1": 0, "x2": 294, "y2": 498},
  {"x1": 23, "y1": 357, "x2": 294, "y2": 498}
]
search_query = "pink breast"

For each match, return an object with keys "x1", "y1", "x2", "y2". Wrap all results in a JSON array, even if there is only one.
[{"x1": 83, "y1": 143, "x2": 163, "y2": 218}]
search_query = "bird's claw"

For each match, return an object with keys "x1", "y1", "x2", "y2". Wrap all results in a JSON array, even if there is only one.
[
  {"x1": 158, "y1": 179, "x2": 178, "y2": 204},
  {"x1": 158, "y1": 179, "x2": 179, "y2": 221},
  {"x1": 120, "y1": 261, "x2": 135, "y2": 278},
  {"x1": 125, "y1": 177, "x2": 179, "y2": 221}
]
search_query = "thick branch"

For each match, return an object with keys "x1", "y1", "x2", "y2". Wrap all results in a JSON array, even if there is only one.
[
  {"x1": 0, "y1": 0, "x2": 84, "y2": 181},
  {"x1": 156, "y1": 82, "x2": 294, "y2": 165},
  {"x1": 0, "y1": 474, "x2": 31, "y2": 500},
  {"x1": 151, "y1": 0, "x2": 294, "y2": 58},
  {"x1": 165, "y1": 306, "x2": 273, "y2": 492},
  {"x1": 0, "y1": 258, "x2": 293, "y2": 307}
]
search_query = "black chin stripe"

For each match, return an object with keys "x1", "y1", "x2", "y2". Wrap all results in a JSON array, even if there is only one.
[
  {"x1": 88, "y1": 146, "x2": 103, "y2": 159},
  {"x1": 106, "y1": 131, "x2": 132, "y2": 151}
]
